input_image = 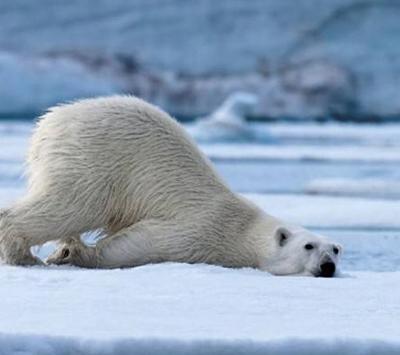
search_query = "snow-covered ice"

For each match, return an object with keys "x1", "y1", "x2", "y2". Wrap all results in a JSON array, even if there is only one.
[
  {"x1": 0, "y1": 264, "x2": 399, "y2": 355},
  {"x1": 0, "y1": 120, "x2": 400, "y2": 354}
]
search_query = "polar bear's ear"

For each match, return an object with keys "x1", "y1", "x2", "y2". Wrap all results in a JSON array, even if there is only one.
[{"x1": 275, "y1": 227, "x2": 291, "y2": 247}]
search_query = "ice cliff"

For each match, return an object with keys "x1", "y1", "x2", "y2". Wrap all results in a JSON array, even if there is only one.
[{"x1": 0, "y1": 0, "x2": 399, "y2": 119}]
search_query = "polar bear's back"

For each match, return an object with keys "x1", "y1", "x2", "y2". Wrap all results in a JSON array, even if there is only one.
[{"x1": 27, "y1": 96, "x2": 229, "y2": 227}]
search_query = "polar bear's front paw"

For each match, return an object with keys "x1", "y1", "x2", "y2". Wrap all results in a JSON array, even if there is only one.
[
  {"x1": 46, "y1": 237, "x2": 96, "y2": 268},
  {"x1": 46, "y1": 238, "x2": 78, "y2": 265},
  {"x1": 46, "y1": 244, "x2": 72, "y2": 265}
]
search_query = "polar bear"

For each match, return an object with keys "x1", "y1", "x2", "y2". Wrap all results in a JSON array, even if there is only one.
[{"x1": 0, "y1": 96, "x2": 341, "y2": 276}]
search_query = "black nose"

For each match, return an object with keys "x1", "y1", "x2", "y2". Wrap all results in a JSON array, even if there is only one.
[{"x1": 319, "y1": 262, "x2": 336, "y2": 278}]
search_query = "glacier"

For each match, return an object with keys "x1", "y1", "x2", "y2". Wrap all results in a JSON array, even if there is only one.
[{"x1": 1, "y1": 1, "x2": 400, "y2": 118}]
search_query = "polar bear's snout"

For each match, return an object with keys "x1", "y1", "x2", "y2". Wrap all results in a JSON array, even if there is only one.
[
  {"x1": 313, "y1": 244, "x2": 341, "y2": 277},
  {"x1": 318, "y1": 258, "x2": 336, "y2": 278}
]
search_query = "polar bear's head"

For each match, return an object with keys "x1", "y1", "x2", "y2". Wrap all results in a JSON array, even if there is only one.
[{"x1": 260, "y1": 225, "x2": 342, "y2": 277}]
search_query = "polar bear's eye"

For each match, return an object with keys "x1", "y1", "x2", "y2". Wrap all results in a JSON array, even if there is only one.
[
  {"x1": 304, "y1": 243, "x2": 314, "y2": 250},
  {"x1": 333, "y1": 246, "x2": 339, "y2": 255}
]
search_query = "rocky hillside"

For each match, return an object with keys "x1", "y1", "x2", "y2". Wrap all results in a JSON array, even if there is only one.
[{"x1": 0, "y1": 0, "x2": 399, "y2": 119}]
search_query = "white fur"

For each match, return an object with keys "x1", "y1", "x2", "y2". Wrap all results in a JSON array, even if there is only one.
[{"x1": 0, "y1": 96, "x2": 341, "y2": 275}]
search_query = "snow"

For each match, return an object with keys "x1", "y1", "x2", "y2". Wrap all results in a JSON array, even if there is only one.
[{"x1": 0, "y1": 264, "x2": 399, "y2": 354}]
